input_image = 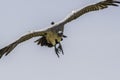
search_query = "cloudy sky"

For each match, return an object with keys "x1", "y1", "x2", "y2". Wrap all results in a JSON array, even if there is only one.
[{"x1": 0, "y1": 0, "x2": 120, "y2": 80}]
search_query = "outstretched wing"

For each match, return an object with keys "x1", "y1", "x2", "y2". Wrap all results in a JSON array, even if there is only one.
[
  {"x1": 61, "y1": 0, "x2": 120, "y2": 24},
  {"x1": 0, "y1": 30, "x2": 46, "y2": 58},
  {"x1": 0, "y1": 0, "x2": 119, "y2": 59}
]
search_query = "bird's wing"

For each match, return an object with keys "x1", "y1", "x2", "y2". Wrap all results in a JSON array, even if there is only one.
[
  {"x1": 0, "y1": 30, "x2": 46, "y2": 58},
  {"x1": 42, "y1": 0, "x2": 120, "y2": 34},
  {"x1": 60, "y1": 0, "x2": 120, "y2": 24}
]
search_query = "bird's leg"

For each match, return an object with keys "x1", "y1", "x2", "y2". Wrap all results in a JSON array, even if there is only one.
[{"x1": 54, "y1": 45, "x2": 60, "y2": 58}]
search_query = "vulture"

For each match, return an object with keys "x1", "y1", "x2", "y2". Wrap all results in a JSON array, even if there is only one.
[{"x1": 0, "y1": 0, "x2": 120, "y2": 58}]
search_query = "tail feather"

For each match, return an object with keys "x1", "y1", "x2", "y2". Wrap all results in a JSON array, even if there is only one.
[{"x1": 0, "y1": 42, "x2": 18, "y2": 59}]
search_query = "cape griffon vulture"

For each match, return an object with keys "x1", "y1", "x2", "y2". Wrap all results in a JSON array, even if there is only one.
[{"x1": 0, "y1": 0, "x2": 120, "y2": 58}]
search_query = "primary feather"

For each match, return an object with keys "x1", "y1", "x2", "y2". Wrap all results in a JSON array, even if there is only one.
[{"x1": 0, "y1": 0, "x2": 119, "y2": 58}]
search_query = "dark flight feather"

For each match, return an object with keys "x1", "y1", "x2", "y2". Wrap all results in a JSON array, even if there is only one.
[{"x1": 0, "y1": 0, "x2": 119, "y2": 58}]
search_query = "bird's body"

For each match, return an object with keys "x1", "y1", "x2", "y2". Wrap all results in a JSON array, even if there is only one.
[{"x1": 0, "y1": 0, "x2": 120, "y2": 58}]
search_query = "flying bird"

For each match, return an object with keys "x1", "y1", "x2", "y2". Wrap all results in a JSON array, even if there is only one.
[{"x1": 0, "y1": 0, "x2": 120, "y2": 58}]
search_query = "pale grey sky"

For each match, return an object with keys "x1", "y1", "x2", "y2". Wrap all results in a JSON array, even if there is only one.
[{"x1": 0, "y1": 0, "x2": 120, "y2": 80}]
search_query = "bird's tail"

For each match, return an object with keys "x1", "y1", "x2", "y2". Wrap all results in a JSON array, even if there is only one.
[{"x1": 0, "y1": 41, "x2": 18, "y2": 59}]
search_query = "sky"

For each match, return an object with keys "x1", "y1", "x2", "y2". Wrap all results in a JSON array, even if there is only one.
[{"x1": 0, "y1": 0, "x2": 120, "y2": 80}]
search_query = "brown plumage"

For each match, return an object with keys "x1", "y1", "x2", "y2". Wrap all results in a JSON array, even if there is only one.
[{"x1": 0, "y1": 0, "x2": 119, "y2": 58}]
